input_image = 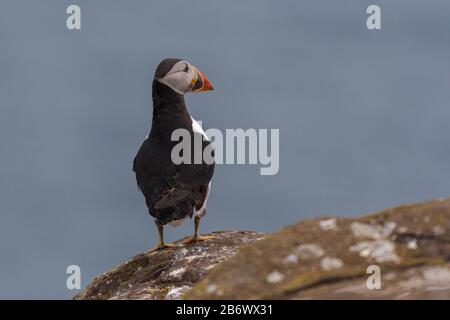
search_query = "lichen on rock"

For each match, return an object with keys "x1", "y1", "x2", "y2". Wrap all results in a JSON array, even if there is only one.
[
  {"x1": 75, "y1": 198, "x2": 450, "y2": 300},
  {"x1": 186, "y1": 198, "x2": 450, "y2": 300},
  {"x1": 73, "y1": 231, "x2": 265, "y2": 300}
]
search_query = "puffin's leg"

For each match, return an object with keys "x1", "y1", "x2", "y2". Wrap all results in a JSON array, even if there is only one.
[
  {"x1": 183, "y1": 214, "x2": 215, "y2": 244},
  {"x1": 148, "y1": 221, "x2": 175, "y2": 253}
]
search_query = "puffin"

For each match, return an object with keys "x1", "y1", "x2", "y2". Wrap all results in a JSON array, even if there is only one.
[{"x1": 133, "y1": 58, "x2": 215, "y2": 251}]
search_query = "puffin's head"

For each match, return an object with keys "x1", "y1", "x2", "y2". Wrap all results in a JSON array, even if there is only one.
[{"x1": 154, "y1": 58, "x2": 213, "y2": 95}]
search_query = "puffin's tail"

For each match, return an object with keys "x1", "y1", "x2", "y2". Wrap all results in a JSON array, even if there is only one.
[{"x1": 151, "y1": 201, "x2": 194, "y2": 225}]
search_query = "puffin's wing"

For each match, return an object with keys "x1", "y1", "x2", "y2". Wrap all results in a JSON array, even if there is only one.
[
  {"x1": 153, "y1": 187, "x2": 191, "y2": 209},
  {"x1": 169, "y1": 161, "x2": 215, "y2": 190},
  {"x1": 154, "y1": 162, "x2": 213, "y2": 209},
  {"x1": 133, "y1": 138, "x2": 214, "y2": 209},
  {"x1": 154, "y1": 183, "x2": 208, "y2": 212}
]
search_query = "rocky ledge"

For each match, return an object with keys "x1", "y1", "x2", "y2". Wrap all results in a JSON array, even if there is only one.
[
  {"x1": 75, "y1": 198, "x2": 450, "y2": 300},
  {"x1": 73, "y1": 231, "x2": 265, "y2": 300}
]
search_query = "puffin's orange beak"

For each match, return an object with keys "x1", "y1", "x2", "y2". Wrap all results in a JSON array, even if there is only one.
[{"x1": 191, "y1": 67, "x2": 214, "y2": 92}]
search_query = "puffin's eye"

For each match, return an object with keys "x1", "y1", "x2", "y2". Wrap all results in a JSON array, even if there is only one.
[{"x1": 183, "y1": 64, "x2": 189, "y2": 72}]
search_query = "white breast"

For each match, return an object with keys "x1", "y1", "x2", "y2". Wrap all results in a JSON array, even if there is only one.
[{"x1": 191, "y1": 117, "x2": 209, "y2": 141}]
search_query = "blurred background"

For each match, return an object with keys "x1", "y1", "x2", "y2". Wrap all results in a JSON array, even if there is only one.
[{"x1": 1, "y1": 0, "x2": 450, "y2": 298}]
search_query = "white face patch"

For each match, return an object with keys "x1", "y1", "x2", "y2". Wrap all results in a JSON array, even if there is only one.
[{"x1": 156, "y1": 60, "x2": 196, "y2": 95}]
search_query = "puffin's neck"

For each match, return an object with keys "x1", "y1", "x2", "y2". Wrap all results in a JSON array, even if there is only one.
[{"x1": 152, "y1": 80, "x2": 187, "y2": 119}]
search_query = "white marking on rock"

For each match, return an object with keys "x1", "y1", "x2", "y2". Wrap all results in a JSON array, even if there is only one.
[
  {"x1": 294, "y1": 243, "x2": 325, "y2": 260},
  {"x1": 206, "y1": 284, "x2": 218, "y2": 294},
  {"x1": 397, "y1": 266, "x2": 450, "y2": 292},
  {"x1": 426, "y1": 286, "x2": 450, "y2": 291},
  {"x1": 165, "y1": 286, "x2": 191, "y2": 300},
  {"x1": 320, "y1": 257, "x2": 344, "y2": 271},
  {"x1": 204, "y1": 264, "x2": 216, "y2": 271},
  {"x1": 432, "y1": 225, "x2": 445, "y2": 235},
  {"x1": 168, "y1": 267, "x2": 186, "y2": 279},
  {"x1": 283, "y1": 254, "x2": 298, "y2": 264},
  {"x1": 177, "y1": 248, "x2": 189, "y2": 257},
  {"x1": 397, "y1": 226, "x2": 408, "y2": 234},
  {"x1": 184, "y1": 254, "x2": 203, "y2": 263},
  {"x1": 384, "y1": 272, "x2": 396, "y2": 281},
  {"x1": 349, "y1": 240, "x2": 400, "y2": 263},
  {"x1": 407, "y1": 239, "x2": 418, "y2": 250},
  {"x1": 383, "y1": 221, "x2": 398, "y2": 236},
  {"x1": 422, "y1": 266, "x2": 450, "y2": 282},
  {"x1": 319, "y1": 218, "x2": 337, "y2": 231},
  {"x1": 351, "y1": 221, "x2": 396, "y2": 240},
  {"x1": 266, "y1": 270, "x2": 285, "y2": 284},
  {"x1": 395, "y1": 292, "x2": 411, "y2": 299}
]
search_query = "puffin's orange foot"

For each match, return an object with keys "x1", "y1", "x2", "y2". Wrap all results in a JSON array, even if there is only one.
[
  {"x1": 182, "y1": 234, "x2": 215, "y2": 244},
  {"x1": 147, "y1": 242, "x2": 175, "y2": 253},
  {"x1": 196, "y1": 234, "x2": 215, "y2": 241}
]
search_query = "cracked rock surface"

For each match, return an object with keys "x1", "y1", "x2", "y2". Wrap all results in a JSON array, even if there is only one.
[
  {"x1": 75, "y1": 198, "x2": 449, "y2": 300},
  {"x1": 73, "y1": 231, "x2": 265, "y2": 300}
]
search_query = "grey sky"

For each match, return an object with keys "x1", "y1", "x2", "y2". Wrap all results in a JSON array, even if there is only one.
[{"x1": 1, "y1": 0, "x2": 450, "y2": 298}]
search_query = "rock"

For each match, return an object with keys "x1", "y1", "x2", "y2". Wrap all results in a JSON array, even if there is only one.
[
  {"x1": 73, "y1": 231, "x2": 265, "y2": 300},
  {"x1": 186, "y1": 198, "x2": 450, "y2": 299},
  {"x1": 75, "y1": 198, "x2": 450, "y2": 300}
]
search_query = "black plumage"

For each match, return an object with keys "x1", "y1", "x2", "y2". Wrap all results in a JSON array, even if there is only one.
[{"x1": 133, "y1": 59, "x2": 215, "y2": 250}]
